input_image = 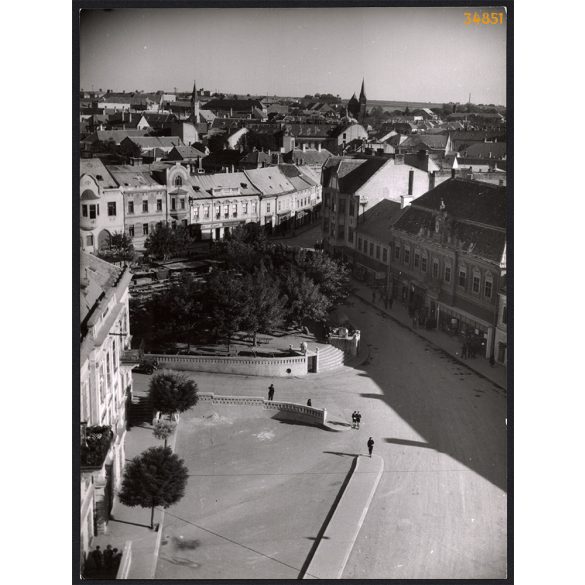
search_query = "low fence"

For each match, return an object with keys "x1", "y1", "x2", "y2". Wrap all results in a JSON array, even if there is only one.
[
  {"x1": 115, "y1": 541, "x2": 132, "y2": 579},
  {"x1": 198, "y1": 392, "x2": 327, "y2": 427},
  {"x1": 144, "y1": 353, "x2": 308, "y2": 377},
  {"x1": 328, "y1": 330, "x2": 360, "y2": 357}
]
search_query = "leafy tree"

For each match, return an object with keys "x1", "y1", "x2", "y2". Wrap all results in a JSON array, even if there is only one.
[
  {"x1": 206, "y1": 270, "x2": 247, "y2": 351},
  {"x1": 97, "y1": 232, "x2": 135, "y2": 264},
  {"x1": 241, "y1": 268, "x2": 286, "y2": 346},
  {"x1": 207, "y1": 134, "x2": 228, "y2": 153},
  {"x1": 118, "y1": 446, "x2": 188, "y2": 529},
  {"x1": 144, "y1": 223, "x2": 177, "y2": 261},
  {"x1": 280, "y1": 267, "x2": 330, "y2": 327},
  {"x1": 294, "y1": 250, "x2": 350, "y2": 305},
  {"x1": 149, "y1": 371, "x2": 199, "y2": 418},
  {"x1": 153, "y1": 419, "x2": 176, "y2": 448}
]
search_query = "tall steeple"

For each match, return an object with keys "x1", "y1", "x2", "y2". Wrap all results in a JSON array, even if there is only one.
[
  {"x1": 191, "y1": 80, "x2": 200, "y2": 122},
  {"x1": 358, "y1": 78, "x2": 367, "y2": 123}
]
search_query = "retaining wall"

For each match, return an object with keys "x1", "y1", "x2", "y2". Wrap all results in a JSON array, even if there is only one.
[
  {"x1": 145, "y1": 353, "x2": 308, "y2": 377},
  {"x1": 198, "y1": 392, "x2": 327, "y2": 427},
  {"x1": 328, "y1": 330, "x2": 360, "y2": 357}
]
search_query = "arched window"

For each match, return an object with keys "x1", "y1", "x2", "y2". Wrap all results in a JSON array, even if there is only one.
[{"x1": 174, "y1": 176, "x2": 183, "y2": 187}]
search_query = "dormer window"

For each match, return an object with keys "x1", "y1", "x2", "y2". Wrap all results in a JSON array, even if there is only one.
[{"x1": 174, "y1": 176, "x2": 183, "y2": 187}]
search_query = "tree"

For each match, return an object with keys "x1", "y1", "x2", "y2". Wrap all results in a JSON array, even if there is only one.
[
  {"x1": 294, "y1": 250, "x2": 350, "y2": 305},
  {"x1": 144, "y1": 223, "x2": 177, "y2": 261},
  {"x1": 207, "y1": 133, "x2": 228, "y2": 153},
  {"x1": 153, "y1": 419, "x2": 176, "y2": 448},
  {"x1": 149, "y1": 371, "x2": 199, "y2": 418},
  {"x1": 118, "y1": 446, "x2": 188, "y2": 529},
  {"x1": 280, "y1": 267, "x2": 330, "y2": 327},
  {"x1": 241, "y1": 268, "x2": 286, "y2": 346},
  {"x1": 206, "y1": 270, "x2": 247, "y2": 351},
  {"x1": 97, "y1": 232, "x2": 134, "y2": 264}
]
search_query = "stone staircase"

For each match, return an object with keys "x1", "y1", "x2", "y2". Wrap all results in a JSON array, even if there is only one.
[{"x1": 317, "y1": 345, "x2": 345, "y2": 372}]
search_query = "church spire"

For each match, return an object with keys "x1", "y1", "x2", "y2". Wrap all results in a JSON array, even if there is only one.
[
  {"x1": 191, "y1": 80, "x2": 200, "y2": 122},
  {"x1": 359, "y1": 78, "x2": 366, "y2": 102}
]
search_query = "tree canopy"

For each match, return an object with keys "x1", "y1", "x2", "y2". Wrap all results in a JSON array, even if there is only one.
[
  {"x1": 97, "y1": 232, "x2": 135, "y2": 264},
  {"x1": 149, "y1": 371, "x2": 199, "y2": 417},
  {"x1": 118, "y1": 446, "x2": 188, "y2": 529}
]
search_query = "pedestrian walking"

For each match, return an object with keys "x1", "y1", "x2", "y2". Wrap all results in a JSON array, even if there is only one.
[
  {"x1": 91, "y1": 546, "x2": 103, "y2": 573},
  {"x1": 103, "y1": 545, "x2": 114, "y2": 571},
  {"x1": 356, "y1": 411, "x2": 362, "y2": 429},
  {"x1": 268, "y1": 384, "x2": 275, "y2": 401},
  {"x1": 367, "y1": 437, "x2": 375, "y2": 457},
  {"x1": 461, "y1": 342, "x2": 467, "y2": 359},
  {"x1": 307, "y1": 399, "x2": 312, "y2": 407},
  {"x1": 351, "y1": 411, "x2": 357, "y2": 429}
]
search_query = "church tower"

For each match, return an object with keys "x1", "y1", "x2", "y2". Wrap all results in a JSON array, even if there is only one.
[
  {"x1": 358, "y1": 78, "x2": 367, "y2": 123},
  {"x1": 191, "y1": 80, "x2": 200, "y2": 123}
]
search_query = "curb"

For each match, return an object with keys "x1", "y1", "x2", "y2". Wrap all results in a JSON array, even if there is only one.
[
  {"x1": 302, "y1": 454, "x2": 384, "y2": 579},
  {"x1": 352, "y1": 292, "x2": 506, "y2": 391}
]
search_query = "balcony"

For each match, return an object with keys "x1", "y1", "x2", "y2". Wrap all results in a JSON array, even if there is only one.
[{"x1": 80, "y1": 424, "x2": 114, "y2": 470}]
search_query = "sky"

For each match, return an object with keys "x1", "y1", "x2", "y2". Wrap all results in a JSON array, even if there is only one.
[{"x1": 80, "y1": 6, "x2": 507, "y2": 105}]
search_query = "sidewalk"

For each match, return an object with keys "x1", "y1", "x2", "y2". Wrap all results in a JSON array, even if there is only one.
[
  {"x1": 89, "y1": 394, "x2": 176, "y2": 579},
  {"x1": 349, "y1": 278, "x2": 507, "y2": 391}
]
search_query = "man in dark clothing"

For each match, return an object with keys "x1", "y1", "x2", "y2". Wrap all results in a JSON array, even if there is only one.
[
  {"x1": 268, "y1": 384, "x2": 275, "y2": 401},
  {"x1": 91, "y1": 546, "x2": 103, "y2": 573},
  {"x1": 356, "y1": 411, "x2": 362, "y2": 429},
  {"x1": 351, "y1": 411, "x2": 357, "y2": 429},
  {"x1": 103, "y1": 545, "x2": 114, "y2": 571},
  {"x1": 367, "y1": 437, "x2": 375, "y2": 457},
  {"x1": 307, "y1": 399, "x2": 312, "y2": 407}
]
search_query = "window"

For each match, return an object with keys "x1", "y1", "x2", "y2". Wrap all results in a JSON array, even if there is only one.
[
  {"x1": 414, "y1": 252, "x2": 420, "y2": 268},
  {"x1": 369, "y1": 242, "x2": 374, "y2": 257},
  {"x1": 267, "y1": 202, "x2": 271, "y2": 213},
  {"x1": 180, "y1": 198, "x2": 185, "y2": 210},
  {"x1": 232, "y1": 204, "x2": 237, "y2": 217},
  {"x1": 404, "y1": 248, "x2": 410, "y2": 264},
  {"x1": 86, "y1": 235, "x2": 94, "y2": 246},
  {"x1": 204, "y1": 206, "x2": 210, "y2": 218},
  {"x1": 128, "y1": 225, "x2": 134, "y2": 237},
  {"x1": 347, "y1": 227, "x2": 354, "y2": 244},
  {"x1": 142, "y1": 200, "x2": 148, "y2": 213},
  {"x1": 215, "y1": 205, "x2": 220, "y2": 219},
  {"x1": 502, "y1": 305, "x2": 507, "y2": 325},
  {"x1": 383, "y1": 248, "x2": 388, "y2": 262},
  {"x1": 337, "y1": 225, "x2": 345, "y2": 239},
  {"x1": 445, "y1": 266, "x2": 451, "y2": 283},
  {"x1": 143, "y1": 223, "x2": 149, "y2": 236},
  {"x1": 421, "y1": 255, "x2": 428, "y2": 273},
  {"x1": 174, "y1": 176, "x2": 183, "y2": 186},
  {"x1": 472, "y1": 275, "x2": 480, "y2": 294},
  {"x1": 278, "y1": 200, "x2": 282, "y2": 211},
  {"x1": 89, "y1": 204, "x2": 98, "y2": 219},
  {"x1": 252, "y1": 202, "x2": 257, "y2": 214},
  {"x1": 339, "y1": 198, "x2": 346, "y2": 214},
  {"x1": 458, "y1": 267, "x2": 466, "y2": 287},
  {"x1": 171, "y1": 198, "x2": 176, "y2": 211},
  {"x1": 82, "y1": 204, "x2": 88, "y2": 217},
  {"x1": 243, "y1": 202, "x2": 248, "y2": 214},
  {"x1": 376, "y1": 245, "x2": 380, "y2": 260},
  {"x1": 157, "y1": 199, "x2": 162, "y2": 211},
  {"x1": 106, "y1": 352, "x2": 111, "y2": 387},
  {"x1": 432, "y1": 260, "x2": 439, "y2": 278},
  {"x1": 358, "y1": 237, "x2": 362, "y2": 251},
  {"x1": 128, "y1": 201, "x2": 134, "y2": 214},
  {"x1": 485, "y1": 278, "x2": 493, "y2": 299},
  {"x1": 172, "y1": 221, "x2": 177, "y2": 230},
  {"x1": 113, "y1": 340, "x2": 118, "y2": 372},
  {"x1": 194, "y1": 206, "x2": 200, "y2": 219},
  {"x1": 107, "y1": 202, "x2": 116, "y2": 216},
  {"x1": 395, "y1": 245, "x2": 401, "y2": 260},
  {"x1": 223, "y1": 204, "x2": 229, "y2": 218}
]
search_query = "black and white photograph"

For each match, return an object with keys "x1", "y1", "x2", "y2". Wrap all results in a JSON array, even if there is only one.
[{"x1": 76, "y1": 2, "x2": 510, "y2": 580}]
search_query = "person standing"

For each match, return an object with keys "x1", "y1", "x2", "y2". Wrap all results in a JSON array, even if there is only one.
[
  {"x1": 356, "y1": 411, "x2": 362, "y2": 429},
  {"x1": 351, "y1": 411, "x2": 357, "y2": 429},
  {"x1": 91, "y1": 546, "x2": 103, "y2": 573},
  {"x1": 367, "y1": 437, "x2": 375, "y2": 457},
  {"x1": 103, "y1": 545, "x2": 114, "y2": 571},
  {"x1": 307, "y1": 399, "x2": 312, "y2": 407},
  {"x1": 268, "y1": 384, "x2": 275, "y2": 401}
]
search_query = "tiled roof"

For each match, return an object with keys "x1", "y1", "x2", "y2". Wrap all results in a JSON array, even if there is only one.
[
  {"x1": 106, "y1": 164, "x2": 161, "y2": 188},
  {"x1": 80, "y1": 252, "x2": 123, "y2": 325},
  {"x1": 80, "y1": 158, "x2": 118, "y2": 189},
  {"x1": 283, "y1": 148, "x2": 333, "y2": 166},
  {"x1": 357, "y1": 199, "x2": 405, "y2": 240},
  {"x1": 337, "y1": 157, "x2": 389, "y2": 194},
  {"x1": 83, "y1": 129, "x2": 148, "y2": 144},
  {"x1": 168, "y1": 145, "x2": 206, "y2": 159},
  {"x1": 126, "y1": 136, "x2": 184, "y2": 148},
  {"x1": 458, "y1": 142, "x2": 506, "y2": 158},
  {"x1": 244, "y1": 167, "x2": 296, "y2": 196},
  {"x1": 240, "y1": 150, "x2": 273, "y2": 164},
  {"x1": 187, "y1": 171, "x2": 261, "y2": 198}
]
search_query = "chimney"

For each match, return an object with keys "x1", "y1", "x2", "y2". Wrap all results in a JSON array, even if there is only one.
[
  {"x1": 400, "y1": 195, "x2": 414, "y2": 209},
  {"x1": 451, "y1": 168, "x2": 457, "y2": 179},
  {"x1": 408, "y1": 169, "x2": 414, "y2": 195},
  {"x1": 317, "y1": 143, "x2": 321, "y2": 152},
  {"x1": 198, "y1": 156, "x2": 203, "y2": 170},
  {"x1": 302, "y1": 144, "x2": 307, "y2": 152}
]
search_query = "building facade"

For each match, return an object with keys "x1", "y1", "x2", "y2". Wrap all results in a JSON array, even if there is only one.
[{"x1": 80, "y1": 253, "x2": 137, "y2": 567}]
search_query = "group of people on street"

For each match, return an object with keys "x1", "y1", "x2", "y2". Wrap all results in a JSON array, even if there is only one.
[
  {"x1": 86, "y1": 544, "x2": 122, "y2": 577},
  {"x1": 351, "y1": 411, "x2": 362, "y2": 429}
]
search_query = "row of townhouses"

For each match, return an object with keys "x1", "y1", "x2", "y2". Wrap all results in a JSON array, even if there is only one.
[
  {"x1": 321, "y1": 156, "x2": 507, "y2": 366},
  {"x1": 80, "y1": 159, "x2": 322, "y2": 251}
]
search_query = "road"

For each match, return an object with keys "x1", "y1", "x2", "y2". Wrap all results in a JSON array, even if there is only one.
[{"x1": 147, "y1": 289, "x2": 506, "y2": 579}]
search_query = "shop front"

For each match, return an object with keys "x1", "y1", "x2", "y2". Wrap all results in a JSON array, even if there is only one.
[{"x1": 437, "y1": 303, "x2": 493, "y2": 359}]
